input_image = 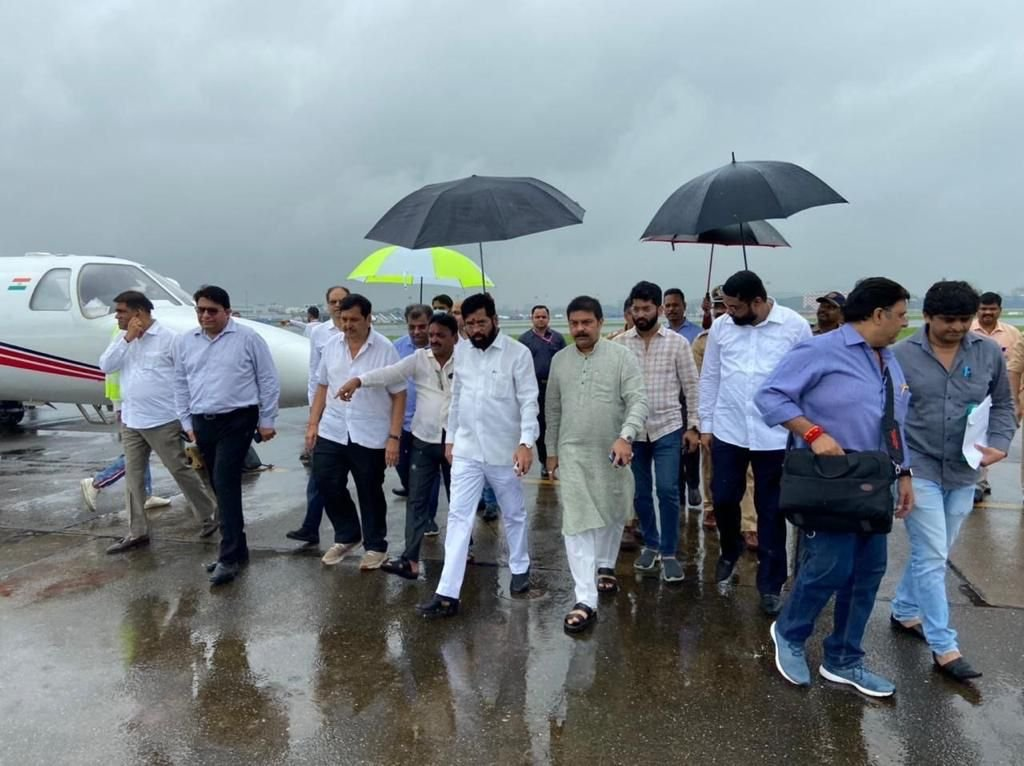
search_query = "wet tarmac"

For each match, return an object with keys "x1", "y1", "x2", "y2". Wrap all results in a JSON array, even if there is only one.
[{"x1": 2, "y1": 407, "x2": 1023, "y2": 765}]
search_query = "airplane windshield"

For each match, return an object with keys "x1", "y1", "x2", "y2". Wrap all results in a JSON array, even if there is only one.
[
  {"x1": 146, "y1": 269, "x2": 194, "y2": 305},
  {"x1": 77, "y1": 263, "x2": 180, "y2": 318}
]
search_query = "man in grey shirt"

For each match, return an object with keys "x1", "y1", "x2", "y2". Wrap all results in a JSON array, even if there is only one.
[{"x1": 891, "y1": 281, "x2": 1015, "y2": 682}]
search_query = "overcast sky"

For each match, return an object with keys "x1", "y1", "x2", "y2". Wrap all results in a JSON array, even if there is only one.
[{"x1": 1, "y1": 1, "x2": 1020, "y2": 309}]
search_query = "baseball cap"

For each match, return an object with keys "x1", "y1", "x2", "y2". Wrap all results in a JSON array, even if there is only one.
[
  {"x1": 816, "y1": 291, "x2": 846, "y2": 307},
  {"x1": 710, "y1": 285, "x2": 726, "y2": 305}
]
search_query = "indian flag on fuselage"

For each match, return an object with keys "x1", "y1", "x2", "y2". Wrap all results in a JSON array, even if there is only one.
[{"x1": 7, "y1": 277, "x2": 31, "y2": 291}]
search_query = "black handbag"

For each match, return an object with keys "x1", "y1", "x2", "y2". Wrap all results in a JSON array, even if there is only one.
[{"x1": 780, "y1": 369, "x2": 904, "y2": 534}]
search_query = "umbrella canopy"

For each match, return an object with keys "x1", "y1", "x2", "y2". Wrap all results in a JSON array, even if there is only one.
[
  {"x1": 641, "y1": 154, "x2": 846, "y2": 242},
  {"x1": 365, "y1": 175, "x2": 585, "y2": 250},
  {"x1": 643, "y1": 219, "x2": 790, "y2": 248},
  {"x1": 348, "y1": 246, "x2": 494, "y2": 301}
]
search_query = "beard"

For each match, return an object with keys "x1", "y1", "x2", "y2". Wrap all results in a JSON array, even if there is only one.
[
  {"x1": 633, "y1": 315, "x2": 657, "y2": 332},
  {"x1": 731, "y1": 312, "x2": 756, "y2": 326},
  {"x1": 469, "y1": 324, "x2": 499, "y2": 350}
]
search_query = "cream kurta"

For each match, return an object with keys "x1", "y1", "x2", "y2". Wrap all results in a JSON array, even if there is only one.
[{"x1": 545, "y1": 339, "x2": 648, "y2": 536}]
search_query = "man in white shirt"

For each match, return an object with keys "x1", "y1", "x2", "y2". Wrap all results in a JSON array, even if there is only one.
[
  {"x1": 287, "y1": 284, "x2": 348, "y2": 546},
  {"x1": 698, "y1": 270, "x2": 812, "y2": 614},
  {"x1": 305, "y1": 293, "x2": 406, "y2": 571},
  {"x1": 338, "y1": 311, "x2": 459, "y2": 579},
  {"x1": 418, "y1": 293, "x2": 539, "y2": 618},
  {"x1": 99, "y1": 291, "x2": 218, "y2": 553}
]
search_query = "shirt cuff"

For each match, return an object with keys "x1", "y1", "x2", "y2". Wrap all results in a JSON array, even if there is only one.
[
  {"x1": 259, "y1": 416, "x2": 276, "y2": 430},
  {"x1": 180, "y1": 417, "x2": 193, "y2": 433},
  {"x1": 757, "y1": 402, "x2": 803, "y2": 429},
  {"x1": 989, "y1": 434, "x2": 1012, "y2": 454},
  {"x1": 699, "y1": 418, "x2": 713, "y2": 433}
]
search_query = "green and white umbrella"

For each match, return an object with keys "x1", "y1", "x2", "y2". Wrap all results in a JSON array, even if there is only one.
[{"x1": 348, "y1": 245, "x2": 494, "y2": 301}]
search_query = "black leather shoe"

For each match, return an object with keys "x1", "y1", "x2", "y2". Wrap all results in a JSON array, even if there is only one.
[
  {"x1": 889, "y1": 614, "x2": 926, "y2": 641},
  {"x1": 715, "y1": 557, "x2": 737, "y2": 584},
  {"x1": 205, "y1": 557, "x2": 248, "y2": 573},
  {"x1": 760, "y1": 593, "x2": 782, "y2": 616},
  {"x1": 933, "y1": 653, "x2": 983, "y2": 682},
  {"x1": 209, "y1": 562, "x2": 240, "y2": 586},
  {"x1": 285, "y1": 528, "x2": 319, "y2": 544},
  {"x1": 417, "y1": 595, "x2": 459, "y2": 619},
  {"x1": 105, "y1": 535, "x2": 150, "y2": 554},
  {"x1": 510, "y1": 569, "x2": 531, "y2": 595}
]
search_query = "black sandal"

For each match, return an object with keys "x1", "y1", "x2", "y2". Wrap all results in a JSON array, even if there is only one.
[
  {"x1": 381, "y1": 557, "x2": 419, "y2": 580},
  {"x1": 597, "y1": 568, "x2": 619, "y2": 594},
  {"x1": 417, "y1": 595, "x2": 459, "y2": 619},
  {"x1": 563, "y1": 602, "x2": 596, "y2": 634}
]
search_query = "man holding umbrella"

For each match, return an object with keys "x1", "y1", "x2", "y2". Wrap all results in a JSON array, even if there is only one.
[
  {"x1": 418, "y1": 293, "x2": 539, "y2": 618},
  {"x1": 699, "y1": 270, "x2": 811, "y2": 614}
]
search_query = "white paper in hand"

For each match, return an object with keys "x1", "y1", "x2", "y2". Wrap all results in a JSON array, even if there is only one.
[{"x1": 962, "y1": 395, "x2": 992, "y2": 470}]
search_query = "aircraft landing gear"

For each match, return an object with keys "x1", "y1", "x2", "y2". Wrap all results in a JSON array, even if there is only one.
[{"x1": 0, "y1": 401, "x2": 25, "y2": 427}]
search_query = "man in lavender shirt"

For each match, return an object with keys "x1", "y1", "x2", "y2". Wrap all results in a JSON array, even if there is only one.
[{"x1": 755, "y1": 278, "x2": 914, "y2": 699}]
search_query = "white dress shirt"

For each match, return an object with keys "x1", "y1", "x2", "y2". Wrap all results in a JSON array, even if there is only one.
[
  {"x1": 174, "y1": 319, "x2": 281, "y2": 433},
  {"x1": 446, "y1": 332, "x2": 539, "y2": 465},
  {"x1": 359, "y1": 348, "x2": 454, "y2": 444},
  {"x1": 98, "y1": 321, "x2": 179, "y2": 430},
  {"x1": 316, "y1": 329, "x2": 405, "y2": 448},
  {"x1": 698, "y1": 300, "x2": 812, "y2": 450},
  {"x1": 308, "y1": 321, "x2": 342, "y2": 405}
]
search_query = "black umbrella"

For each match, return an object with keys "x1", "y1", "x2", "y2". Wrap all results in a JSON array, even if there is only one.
[
  {"x1": 641, "y1": 153, "x2": 846, "y2": 267},
  {"x1": 644, "y1": 220, "x2": 791, "y2": 328},
  {"x1": 365, "y1": 175, "x2": 585, "y2": 290}
]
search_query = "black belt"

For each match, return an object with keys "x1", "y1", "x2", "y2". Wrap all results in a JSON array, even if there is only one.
[{"x1": 197, "y1": 405, "x2": 258, "y2": 420}]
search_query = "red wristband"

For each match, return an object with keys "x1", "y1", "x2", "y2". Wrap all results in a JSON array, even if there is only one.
[{"x1": 802, "y1": 425, "x2": 824, "y2": 445}]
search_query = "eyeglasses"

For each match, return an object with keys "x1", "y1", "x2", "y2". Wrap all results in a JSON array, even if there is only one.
[{"x1": 195, "y1": 306, "x2": 222, "y2": 315}]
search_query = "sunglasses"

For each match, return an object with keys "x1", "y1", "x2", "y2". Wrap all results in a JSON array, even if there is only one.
[{"x1": 195, "y1": 306, "x2": 223, "y2": 315}]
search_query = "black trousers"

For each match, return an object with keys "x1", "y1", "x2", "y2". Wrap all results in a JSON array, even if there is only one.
[
  {"x1": 193, "y1": 406, "x2": 259, "y2": 565},
  {"x1": 403, "y1": 436, "x2": 452, "y2": 562},
  {"x1": 536, "y1": 381, "x2": 549, "y2": 466},
  {"x1": 396, "y1": 429, "x2": 413, "y2": 490},
  {"x1": 711, "y1": 438, "x2": 787, "y2": 595},
  {"x1": 678, "y1": 400, "x2": 700, "y2": 491},
  {"x1": 313, "y1": 436, "x2": 388, "y2": 552}
]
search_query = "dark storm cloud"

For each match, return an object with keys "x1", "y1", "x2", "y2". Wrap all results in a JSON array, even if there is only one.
[{"x1": 0, "y1": 0, "x2": 1020, "y2": 309}]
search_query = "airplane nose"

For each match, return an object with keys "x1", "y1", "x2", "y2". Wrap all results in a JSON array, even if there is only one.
[{"x1": 271, "y1": 331, "x2": 311, "y2": 409}]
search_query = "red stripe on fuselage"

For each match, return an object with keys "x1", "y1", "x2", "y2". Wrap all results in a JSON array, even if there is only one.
[{"x1": 0, "y1": 347, "x2": 105, "y2": 382}]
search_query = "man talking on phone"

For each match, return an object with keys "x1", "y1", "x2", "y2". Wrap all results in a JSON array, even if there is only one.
[{"x1": 418, "y1": 292, "x2": 539, "y2": 619}]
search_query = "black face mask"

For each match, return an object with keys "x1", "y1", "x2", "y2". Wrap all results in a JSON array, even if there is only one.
[{"x1": 469, "y1": 324, "x2": 499, "y2": 350}]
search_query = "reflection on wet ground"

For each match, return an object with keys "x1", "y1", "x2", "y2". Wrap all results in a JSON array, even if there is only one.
[{"x1": 2, "y1": 408, "x2": 1023, "y2": 764}]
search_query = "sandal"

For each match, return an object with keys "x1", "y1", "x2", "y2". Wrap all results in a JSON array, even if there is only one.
[
  {"x1": 417, "y1": 595, "x2": 459, "y2": 619},
  {"x1": 563, "y1": 602, "x2": 597, "y2": 634},
  {"x1": 597, "y1": 567, "x2": 619, "y2": 594},
  {"x1": 381, "y1": 557, "x2": 419, "y2": 580}
]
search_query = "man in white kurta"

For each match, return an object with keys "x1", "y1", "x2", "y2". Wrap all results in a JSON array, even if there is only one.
[
  {"x1": 545, "y1": 297, "x2": 648, "y2": 631},
  {"x1": 418, "y1": 293, "x2": 539, "y2": 619}
]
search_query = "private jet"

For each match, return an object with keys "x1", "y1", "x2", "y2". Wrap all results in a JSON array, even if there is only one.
[{"x1": 0, "y1": 253, "x2": 309, "y2": 426}]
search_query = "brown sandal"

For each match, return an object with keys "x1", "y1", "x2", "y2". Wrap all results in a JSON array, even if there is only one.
[{"x1": 597, "y1": 567, "x2": 619, "y2": 594}]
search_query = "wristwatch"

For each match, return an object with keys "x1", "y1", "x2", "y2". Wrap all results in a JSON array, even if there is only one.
[{"x1": 896, "y1": 467, "x2": 913, "y2": 479}]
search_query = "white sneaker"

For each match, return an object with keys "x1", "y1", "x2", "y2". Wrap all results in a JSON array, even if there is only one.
[
  {"x1": 321, "y1": 541, "x2": 361, "y2": 566},
  {"x1": 144, "y1": 495, "x2": 172, "y2": 510},
  {"x1": 80, "y1": 478, "x2": 99, "y2": 512},
  {"x1": 359, "y1": 550, "x2": 388, "y2": 570}
]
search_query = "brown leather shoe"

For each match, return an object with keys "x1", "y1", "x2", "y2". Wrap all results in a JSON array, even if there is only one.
[
  {"x1": 743, "y1": 531, "x2": 759, "y2": 551},
  {"x1": 702, "y1": 510, "x2": 717, "y2": 530}
]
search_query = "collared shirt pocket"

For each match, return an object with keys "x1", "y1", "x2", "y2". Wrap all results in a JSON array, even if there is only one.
[{"x1": 489, "y1": 369, "x2": 513, "y2": 399}]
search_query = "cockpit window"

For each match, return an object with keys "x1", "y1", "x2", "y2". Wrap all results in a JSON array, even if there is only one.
[
  {"x1": 77, "y1": 264, "x2": 178, "y2": 318},
  {"x1": 29, "y1": 268, "x2": 72, "y2": 311}
]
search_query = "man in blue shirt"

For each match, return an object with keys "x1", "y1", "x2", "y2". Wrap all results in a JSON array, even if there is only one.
[
  {"x1": 890, "y1": 281, "x2": 1015, "y2": 683},
  {"x1": 518, "y1": 305, "x2": 567, "y2": 479},
  {"x1": 664, "y1": 288, "x2": 703, "y2": 507},
  {"x1": 175, "y1": 285, "x2": 281, "y2": 586},
  {"x1": 755, "y1": 277, "x2": 913, "y2": 698}
]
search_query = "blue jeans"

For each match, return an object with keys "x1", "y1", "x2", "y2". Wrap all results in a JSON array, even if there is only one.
[
  {"x1": 95, "y1": 454, "x2": 152, "y2": 496},
  {"x1": 775, "y1": 530, "x2": 887, "y2": 670},
  {"x1": 891, "y1": 479, "x2": 974, "y2": 655},
  {"x1": 630, "y1": 429, "x2": 682, "y2": 557},
  {"x1": 298, "y1": 471, "x2": 325, "y2": 536},
  {"x1": 482, "y1": 483, "x2": 497, "y2": 507}
]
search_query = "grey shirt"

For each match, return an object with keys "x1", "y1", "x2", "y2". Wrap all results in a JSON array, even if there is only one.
[{"x1": 892, "y1": 327, "x2": 1015, "y2": 488}]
